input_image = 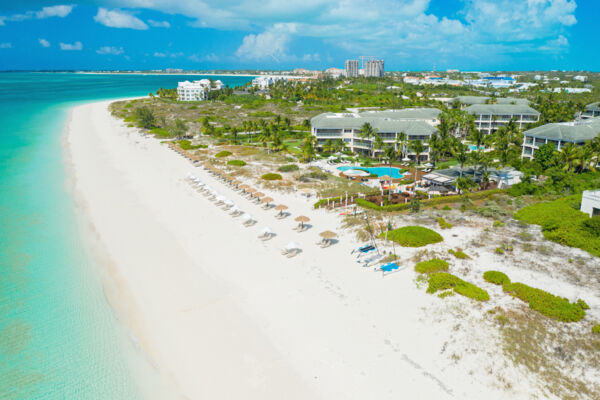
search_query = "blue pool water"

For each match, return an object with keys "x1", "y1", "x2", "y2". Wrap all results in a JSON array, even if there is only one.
[
  {"x1": 337, "y1": 165, "x2": 405, "y2": 179},
  {"x1": 469, "y1": 145, "x2": 485, "y2": 151},
  {"x1": 0, "y1": 72, "x2": 254, "y2": 399}
]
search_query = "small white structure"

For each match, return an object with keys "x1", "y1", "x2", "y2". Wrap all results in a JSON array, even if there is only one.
[
  {"x1": 177, "y1": 80, "x2": 208, "y2": 101},
  {"x1": 251, "y1": 76, "x2": 287, "y2": 89},
  {"x1": 581, "y1": 190, "x2": 600, "y2": 217},
  {"x1": 573, "y1": 75, "x2": 588, "y2": 82}
]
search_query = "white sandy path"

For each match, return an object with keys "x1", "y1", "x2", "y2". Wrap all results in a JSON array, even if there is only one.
[{"x1": 67, "y1": 99, "x2": 513, "y2": 399}]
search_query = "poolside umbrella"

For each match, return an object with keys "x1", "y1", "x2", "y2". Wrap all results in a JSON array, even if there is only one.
[
  {"x1": 261, "y1": 196, "x2": 274, "y2": 206},
  {"x1": 274, "y1": 204, "x2": 288, "y2": 216},
  {"x1": 319, "y1": 230, "x2": 337, "y2": 239},
  {"x1": 295, "y1": 215, "x2": 310, "y2": 228},
  {"x1": 285, "y1": 242, "x2": 301, "y2": 250}
]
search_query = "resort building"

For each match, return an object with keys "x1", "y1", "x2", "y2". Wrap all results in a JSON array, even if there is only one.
[
  {"x1": 422, "y1": 166, "x2": 523, "y2": 189},
  {"x1": 582, "y1": 103, "x2": 600, "y2": 119},
  {"x1": 451, "y1": 96, "x2": 530, "y2": 106},
  {"x1": 251, "y1": 76, "x2": 287, "y2": 89},
  {"x1": 311, "y1": 108, "x2": 441, "y2": 161},
  {"x1": 521, "y1": 118, "x2": 600, "y2": 159},
  {"x1": 581, "y1": 190, "x2": 600, "y2": 217},
  {"x1": 364, "y1": 59, "x2": 384, "y2": 78},
  {"x1": 344, "y1": 60, "x2": 359, "y2": 78},
  {"x1": 177, "y1": 81, "x2": 208, "y2": 101},
  {"x1": 465, "y1": 104, "x2": 540, "y2": 135}
]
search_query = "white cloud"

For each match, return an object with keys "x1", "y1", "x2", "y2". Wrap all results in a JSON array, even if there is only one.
[
  {"x1": 97, "y1": 46, "x2": 124, "y2": 55},
  {"x1": 59, "y1": 41, "x2": 82, "y2": 51},
  {"x1": 0, "y1": 5, "x2": 73, "y2": 24},
  {"x1": 153, "y1": 52, "x2": 166, "y2": 57},
  {"x1": 36, "y1": 5, "x2": 73, "y2": 19},
  {"x1": 188, "y1": 53, "x2": 219, "y2": 62},
  {"x1": 236, "y1": 23, "x2": 296, "y2": 61},
  {"x1": 302, "y1": 53, "x2": 320, "y2": 62},
  {"x1": 0, "y1": 42, "x2": 12, "y2": 49},
  {"x1": 39, "y1": 38, "x2": 50, "y2": 47},
  {"x1": 94, "y1": 8, "x2": 148, "y2": 30},
  {"x1": 147, "y1": 19, "x2": 170, "y2": 28}
]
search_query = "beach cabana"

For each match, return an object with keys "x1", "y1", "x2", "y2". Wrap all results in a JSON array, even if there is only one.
[
  {"x1": 318, "y1": 230, "x2": 337, "y2": 248},
  {"x1": 274, "y1": 204, "x2": 288, "y2": 219},
  {"x1": 294, "y1": 216, "x2": 310, "y2": 231}
]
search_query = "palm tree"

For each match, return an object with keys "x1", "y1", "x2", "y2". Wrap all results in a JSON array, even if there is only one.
[
  {"x1": 409, "y1": 139, "x2": 425, "y2": 180},
  {"x1": 359, "y1": 122, "x2": 375, "y2": 157},
  {"x1": 301, "y1": 136, "x2": 317, "y2": 162},
  {"x1": 395, "y1": 131, "x2": 407, "y2": 160},
  {"x1": 428, "y1": 133, "x2": 442, "y2": 167},
  {"x1": 559, "y1": 143, "x2": 580, "y2": 172},
  {"x1": 373, "y1": 133, "x2": 384, "y2": 160},
  {"x1": 453, "y1": 142, "x2": 469, "y2": 178},
  {"x1": 384, "y1": 145, "x2": 397, "y2": 203}
]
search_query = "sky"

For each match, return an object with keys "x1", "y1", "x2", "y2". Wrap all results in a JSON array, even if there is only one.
[{"x1": 0, "y1": 0, "x2": 598, "y2": 71}]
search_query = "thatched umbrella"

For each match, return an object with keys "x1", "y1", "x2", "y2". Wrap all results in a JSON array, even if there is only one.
[
  {"x1": 253, "y1": 192, "x2": 265, "y2": 199},
  {"x1": 238, "y1": 184, "x2": 249, "y2": 190},
  {"x1": 261, "y1": 196, "x2": 274, "y2": 207},
  {"x1": 319, "y1": 230, "x2": 337, "y2": 239},
  {"x1": 246, "y1": 188, "x2": 257, "y2": 195},
  {"x1": 295, "y1": 215, "x2": 310, "y2": 228},
  {"x1": 274, "y1": 204, "x2": 288, "y2": 216}
]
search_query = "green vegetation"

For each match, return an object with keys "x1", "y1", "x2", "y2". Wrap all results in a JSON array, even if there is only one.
[
  {"x1": 484, "y1": 271, "x2": 586, "y2": 322},
  {"x1": 514, "y1": 195, "x2": 600, "y2": 257},
  {"x1": 483, "y1": 271, "x2": 510, "y2": 285},
  {"x1": 427, "y1": 273, "x2": 490, "y2": 301},
  {"x1": 382, "y1": 226, "x2": 443, "y2": 247},
  {"x1": 261, "y1": 173, "x2": 282, "y2": 181},
  {"x1": 593, "y1": 324, "x2": 600, "y2": 334},
  {"x1": 227, "y1": 160, "x2": 246, "y2": 167},
  {"x1": 177, "y1": 140, "x2": 206, "y2": 150},
  {"x1": 414, "y1": 259, "x2": 449, "y2": 274},
  {"x1": 438, "y1": 217, "x2": 452, "y2": 229},
  {"x1": 278, "y1": 164, "x2": 299, "y2": 172},
  {"x1": 214, "y1": 150, "x2": 232, "y2": 158},
  {"x1": 134, "y1": 106, "x2": 155, "y2": 129},
  {"x1": 448, "y1": 249, "x2": 468, "y2": 259},
  {"x1": 493, "y1": 220, "x2": 505, "y2": 228},
  {"x1": 577, "y1": 299, "x2": 590, "y2": 310}
]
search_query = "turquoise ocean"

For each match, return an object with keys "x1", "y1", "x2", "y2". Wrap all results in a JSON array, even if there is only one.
[{"x1": 0, "y1": 72, "x2": 253, "y2": 399}]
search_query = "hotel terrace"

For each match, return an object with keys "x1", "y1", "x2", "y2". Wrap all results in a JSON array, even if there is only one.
[
  {"x1": 521, "y1": 118, "x2": 600, "y2": 159},
  {"x1": 310, "y1": 108, "x2": 440, "y2": 162}
]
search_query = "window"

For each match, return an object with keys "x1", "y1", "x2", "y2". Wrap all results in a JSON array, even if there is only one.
[{"x1": 593, "y1": 207, "x2": 600, "y2": 216}]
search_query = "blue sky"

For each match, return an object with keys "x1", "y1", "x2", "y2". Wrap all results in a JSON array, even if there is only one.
[{"x1": 0, "y1": 1, "x2": 598, "y2": 71}]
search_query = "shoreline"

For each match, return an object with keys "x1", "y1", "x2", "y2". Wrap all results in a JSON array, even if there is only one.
[{"x1": 64, "y1": 99, "x2": 555, "y2": 399}]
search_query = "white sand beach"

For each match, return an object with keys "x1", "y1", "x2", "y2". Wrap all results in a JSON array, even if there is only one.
[{"x1": 65, "y1": 99, "x2": 596, "y2": 399}]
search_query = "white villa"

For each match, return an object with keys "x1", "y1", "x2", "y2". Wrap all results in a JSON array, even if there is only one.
[
  {"x1": 581, "y1": 190, "x2": 600, "y2": 217},
  {"x1": 310, "y1": 108, "x2": 441, "y2": 162},
  {"x1": 521, "y1": 118, "x2": 600, "y2": 159},
  {"x1": 176, "y1": 79, "x2": 224, "y2": 101},
  {"x1": 252, "y1": 76, "x2": 287, "y2": 90}
]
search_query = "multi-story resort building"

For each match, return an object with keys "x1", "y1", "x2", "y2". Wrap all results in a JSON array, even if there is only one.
[
  {"x1": 466, "y1": 104, "x2": 540, "y2": 135},
  {"x1": 311, "y1": 108, "x2": 440, "y2": 162},
  {"x1": 251, "y1": 75, "x2": 288, "y2": 90},
  {"x1": 364, "y1": 59, "x2": 384, "y2": 78},
  {"x1": 521, "y1": 118, "x2": 600, "y2": 159},
  {"x1": 177, "y1": 80, "x2": 208, "y2": 101},
  {"x1": 451, "y1": 96, "x2": 530, "y2": 107},
  {"x1": 582, "y1": 102, "x2": 600, "y2": 119},
  {"x1": 345, "y1": 60, "x2": 359, "y2": 78}
]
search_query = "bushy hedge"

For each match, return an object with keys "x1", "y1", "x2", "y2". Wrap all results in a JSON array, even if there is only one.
[
  {"x1": 414, "y1": 259, "x2": 449, "y2": 274},
  {"x1": 355, "y1": 189, "x2": 504, "y2": 212},
  {"x1": 215, "y1": 150, "x2": 232, "y2": 158},
  {"x1": 227, "y1": 160, "x2": 246, "y2": 166},
  {"x1": 448, "y1": 249, "x2": 468, "y2": 259},
  {"x1": 514, "y1": 195, "x2": 600, "y2": 257},
  {"x1": 261, "y1": 173, "x2": 282, "y2": 181},
  {"x1": 314, "y1": 196, "x2": 344, "y2": 209},
  {"x1": 427, "y1": 273, "x2": 489, "y2": 301},
  {"x1": 382, "y1": 226, "x2": 443, "y2": 247},
  {"x1": 483, "y1": 270, "x2": 586, "y2": 322},
  {"x1": 278, "y1": 164, "x2": 299, "y2": 172},
  {"x1": 483, "y1": 271, "x2": 510, "y2": 286},
  {"x1": 438, "y1": 217, "x2": 452, "y2": 229}
]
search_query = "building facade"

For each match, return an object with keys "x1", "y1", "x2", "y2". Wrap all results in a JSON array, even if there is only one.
[
  {"x1": 465, "y1": 104, "x2": 540, "y2": 135},
  {"x1": 177, "y1": 81, "x2": 208, "y2": 101},
  {"x1": 583, "y1": 102, "x2": 600, "y2": 119},
  {"x1": 364, "y1": 59, "x2": 384, "y2": 78},
  {"x1": 311, "y1": 108, "x2": 440, "y2": 162},
  {"x1": 521, "y1": 118, "x2": 600, "y2": 159},
  {"x1": 581, "y1": 190, "x2": 600, "y2": 217},
  {"x1": 344, "y1": 60, "x2": 359, "y2": 78}
]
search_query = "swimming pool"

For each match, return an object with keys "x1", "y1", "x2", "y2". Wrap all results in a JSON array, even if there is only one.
[
  {"x1": 469, "y1": 145, "x2": 485, "y2": 151},
  {"x1": 337, "y1": 166, "x2": 405, "y2": 179}
]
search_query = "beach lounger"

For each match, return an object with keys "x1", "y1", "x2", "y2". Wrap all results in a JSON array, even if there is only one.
[
  {"x1": 286, "y1": 248, "x2": 300, "y2": 258},
  {"x1": 275, "y1": 212, "x2": 287, "y2": 219},
  {"x1": 243, "y1": 219, "x2": 255, "y2": 227}
]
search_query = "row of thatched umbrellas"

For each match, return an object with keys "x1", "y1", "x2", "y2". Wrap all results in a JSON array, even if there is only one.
[{"x1": 200, "y1": 162, "x2": 338, "y2": 246}]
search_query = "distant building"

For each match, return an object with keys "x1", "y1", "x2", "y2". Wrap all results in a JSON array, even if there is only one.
[
  {"x1": 583, "y1": 103, "x2": 600, "y2": 119},
  {"x1": 251, "y1": 75, "x2": 287, "y2": 89},
  {"x1": 166, "y1": 68, "x2": 183, "y2": 73},
  {"x1": 345, "y1": 60, "x2": 359, "y2": 78},
  {"x1": 581, "y1": 190, "x2": 600, "y2": 217},
  {"x1": 177, "y1": 80, "x2": 208, "y2": 101},
  {"x1": 422, "y1": 167, "x2": 522, "y2": 188},
  {"x1": 573, "y1": 75, "x2": 588, "y2": 82},
  {"x1": 310, "y1": 108, "x2": 441, "y2": 161},
  {"x1": 521, "y1": 118, "x2": 600, "y2": 159},
  {"x1": 325, "y1": 67, "x2": 344, "y2": 78},
  {"x1": 452, "y1": 96, "x2": 530, "y2": 106},
  {"x1": 364, "y1": 59, "x2": 384, "y2": 78},
  {"x1": 403, "y1": 76, "x2": 421, "y2": 85},
  {"x1": 465, "y1": 104, "x2": 540, "y2": 135}
]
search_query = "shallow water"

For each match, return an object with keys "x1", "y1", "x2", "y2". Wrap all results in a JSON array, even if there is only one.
[{"x1": 0, "y1": 72, "x2": 253, "y2": 399}]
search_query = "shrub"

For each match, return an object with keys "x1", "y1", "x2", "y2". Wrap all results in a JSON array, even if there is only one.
[
  {"x1": 493, "y1": 220, "x2": 505, "y2": 228},
  {"x1": 415, "y1": 259, "x2": 449, "y2": 274},
  {"x1": 442, "y1": 205, "x2": 451, "y2": 211},
  {"x1": 262, "y1": 173, "x2": 282, "y2": 181},
  {"x1": 438, "y1": 217, "x2": 452, "y2": 229},
  {"x1": 177, "y1": 140, "x2": 205, "y2": 150},
  {"x1": 215, "y1": 150, "x2": 232, "y2": 158},
  {"x1": 593, "y1": 324, "x2": 600, "y2": 334},
  {"x1": 278, "y1": 164, "x2": 300, "y2": 172},
  {"x1": 577, "y1": 299, "x2": 590, "y2": 310},
  {"x1": 504, "y1": 282, "x2": 585, "y2": 322},
  {"x1": 582, "y1": 216, "x2": 600, "y2": 236},
  {"x1": 448, "y1": 249, "x2": 468, "y2": 259},
  {"x1": 227, "y1": 160, "x2": 246, "y2": 167},
  {"x1": 483, "y1": 271, "x2": 510, "y2": 286},
  {"x1": 382, "y1": 226, "x2": 443, "y2": 247},
  {"x1": 494, "y1": 247, "x2": 505, "y2": 255},
  {"x1": 427, "y1": 273, "x2": 490, "y2": 302}
]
